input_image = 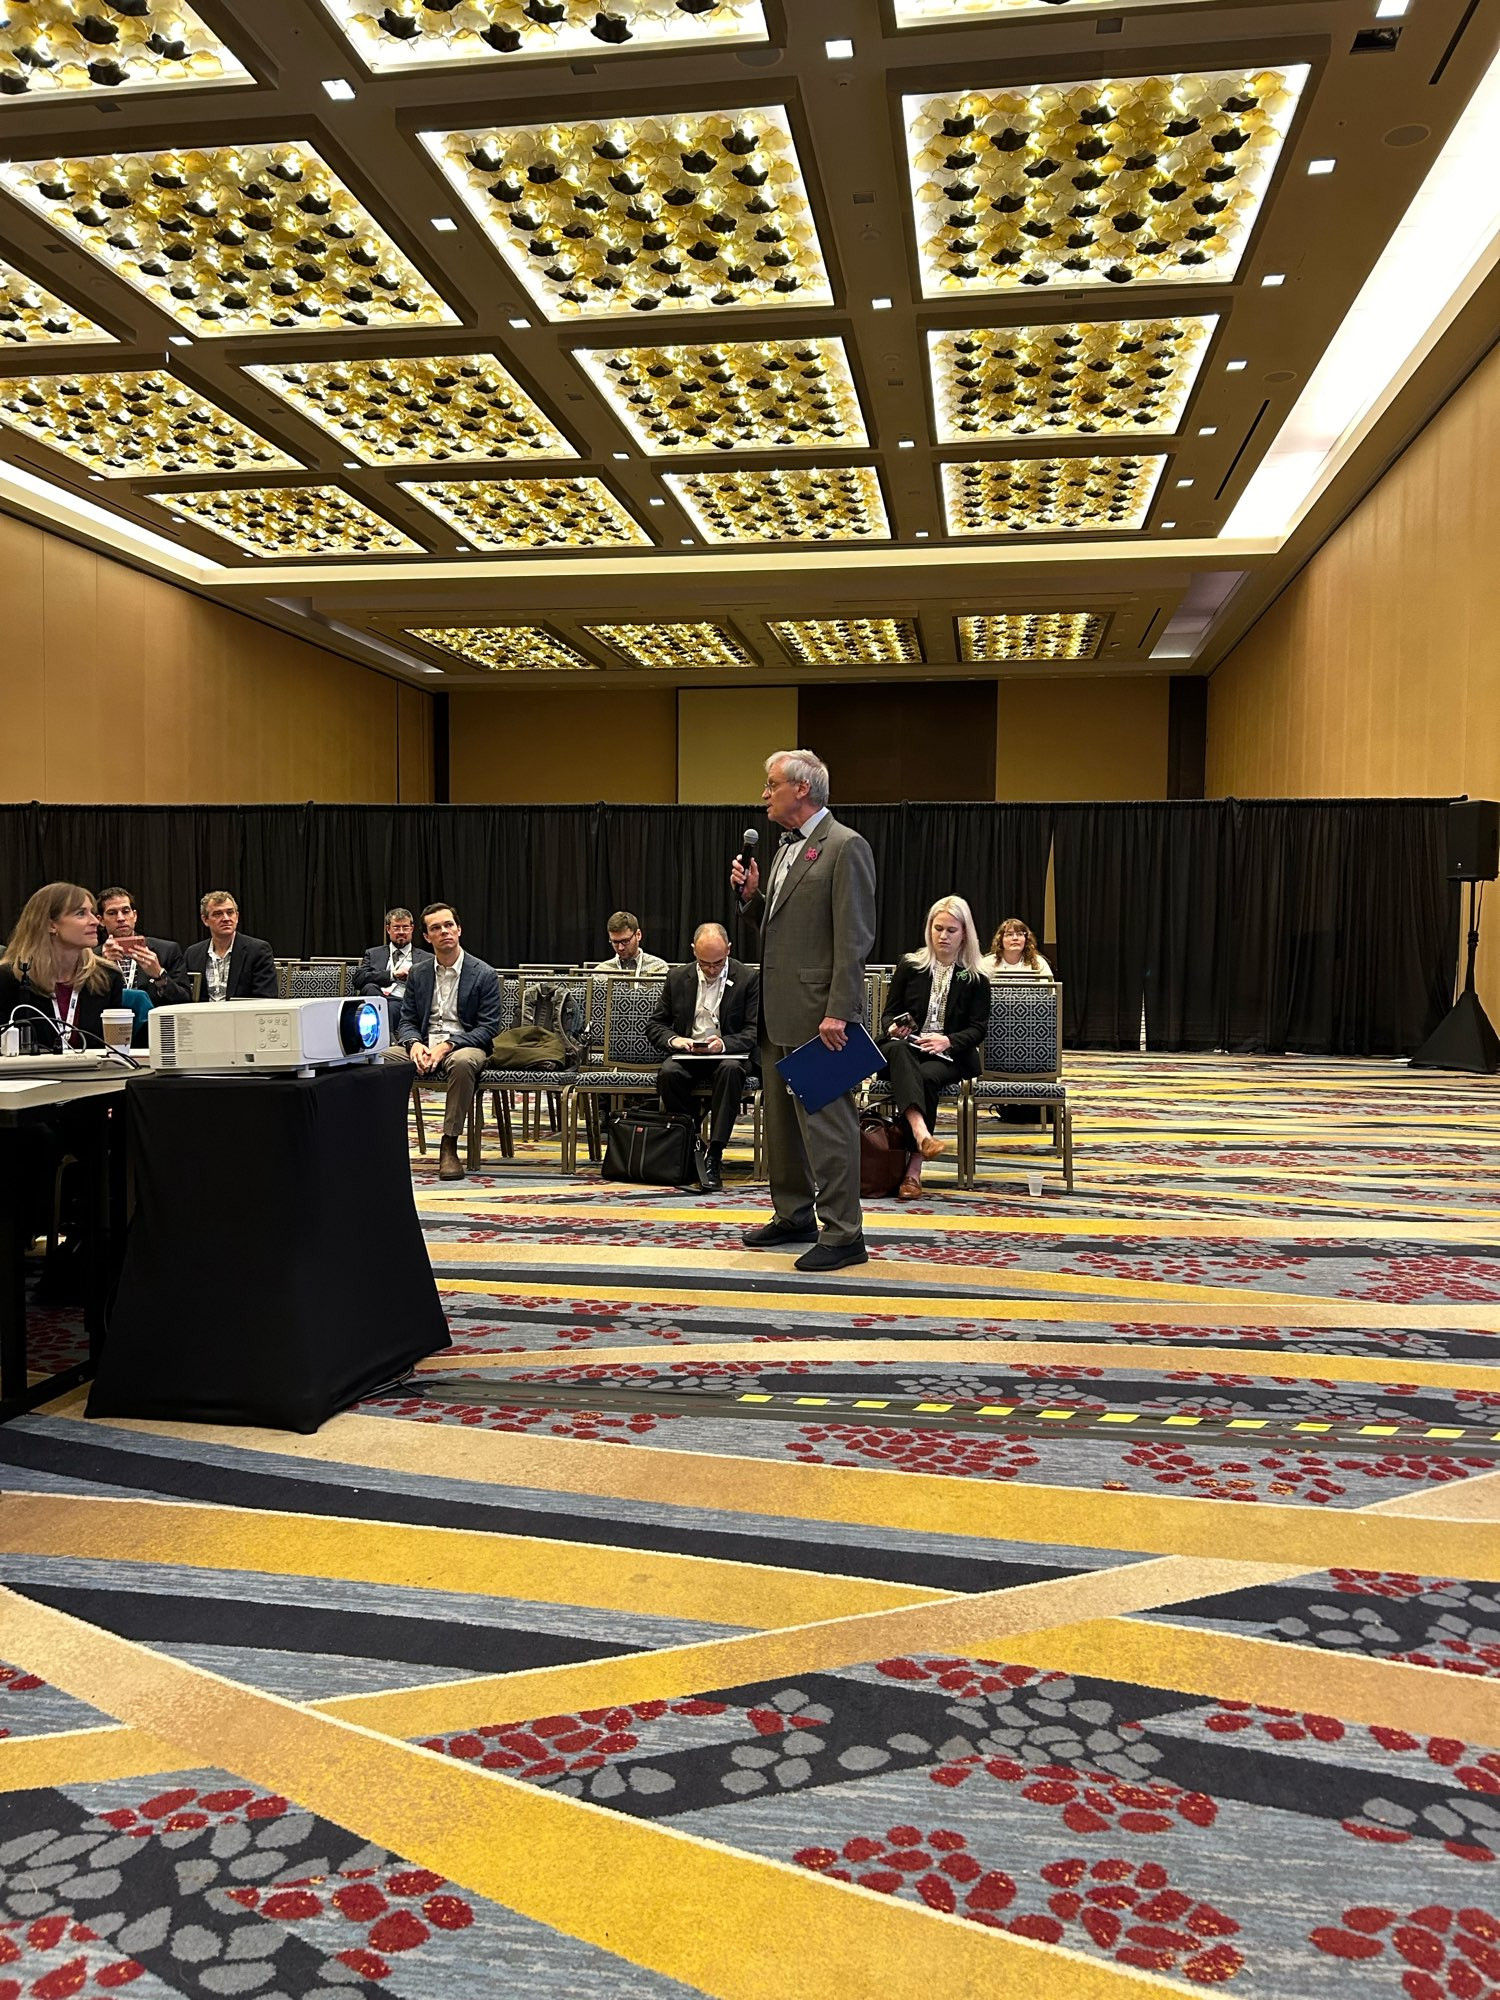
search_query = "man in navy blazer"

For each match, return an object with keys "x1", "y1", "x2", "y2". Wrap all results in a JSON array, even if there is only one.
[
  {"x1": 646, "y1": 924, "x2": 759, "y2": 1191},
  {"x1": 388, "y1": 902, "x2": 500, "y2": 1180},
  {"x1": 352, "y1": 907, "x2": 433, "y2": 1035}
]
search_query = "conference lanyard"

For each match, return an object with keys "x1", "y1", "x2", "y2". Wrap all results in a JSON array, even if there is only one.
[{"x1": 53, "y1": 983, "x2": 80, "y2": 1045}]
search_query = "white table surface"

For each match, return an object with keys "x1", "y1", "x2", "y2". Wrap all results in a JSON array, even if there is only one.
[{"x1": 0, "y1": 1066, "x2": 131, "y2": 1114}]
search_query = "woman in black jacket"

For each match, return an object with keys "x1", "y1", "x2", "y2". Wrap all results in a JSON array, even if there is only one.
[
  {"x1": 0, "y1": 881, "x2": 123, "y2": 1050},
  {"x1": 878, "y1": 894, "x2": 989, "y2": 1200}
]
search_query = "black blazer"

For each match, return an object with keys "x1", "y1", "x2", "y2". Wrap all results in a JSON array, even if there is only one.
[
  {"x1": 0, "y1": 962, "x2": 124, "y2": 1049},
  {"x1": 118, "y1": 934, "x2": 192, "y2": 1006},
  {"x1": 648, "y1": 959, "x2": 760, "y2": 1063},
  {"x1": 881, "y1": 960, "x2": 990, "y2": 1075},
  {"x1": 183, "y1": 934, "x2": 279, "y2": 1000},
  {"x1": 352, "y1": 942, "x2": 433, "y2": 996}
]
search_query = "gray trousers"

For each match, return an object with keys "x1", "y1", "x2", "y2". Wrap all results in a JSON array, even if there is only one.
[
  {"x1": 385, "y1": 1043, "x2": 487, "y2": 1140},
  {"x1": 759, "y1": 1036, "x2": 863, "y2": 1244}
]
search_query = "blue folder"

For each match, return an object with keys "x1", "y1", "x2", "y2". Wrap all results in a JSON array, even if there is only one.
[{"x1": 776, "y1": 1021, "x2": 886, "y2": 1114}]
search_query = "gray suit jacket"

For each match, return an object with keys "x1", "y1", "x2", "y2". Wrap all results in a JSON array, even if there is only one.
[{"x1": 742, "y1": 812, "x2": 877, "y2": 1047}]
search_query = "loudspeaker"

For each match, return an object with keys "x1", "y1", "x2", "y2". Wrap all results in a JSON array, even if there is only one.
[{"x1": 1448, "y1": 800, "x2": 1500, "y2": 881}]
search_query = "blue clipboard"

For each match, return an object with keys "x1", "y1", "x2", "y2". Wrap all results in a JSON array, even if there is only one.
[{"x1": 776, "y1": 1021, "x2": 886, "y2": 1115}]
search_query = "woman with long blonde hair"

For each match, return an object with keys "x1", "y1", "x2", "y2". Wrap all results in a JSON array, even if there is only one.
[
  {"x1": 0, "y1": 882, "x2": 120, "y2": 1048},
  {"x1": 876, "y1": 895, "x2": 990, "y2": 1200}
]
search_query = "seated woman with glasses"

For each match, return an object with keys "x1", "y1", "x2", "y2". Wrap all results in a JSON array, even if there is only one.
[
  {"x1": 980, "y1": 916, "x2": 1053, "y2": 980},
  {"x1": 878, "y1": 895, "x2": 990, "y2": 1201}
]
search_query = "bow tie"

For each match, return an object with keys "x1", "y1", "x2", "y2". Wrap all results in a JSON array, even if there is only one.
[{"x1": 779, "y1": 828, "x2": 803, "y2": 846}]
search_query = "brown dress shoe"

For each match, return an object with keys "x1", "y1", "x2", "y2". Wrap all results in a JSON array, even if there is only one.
[
  {"x1": 897, "y1": 1176, "x2": 924, "y2": 1201},
  {"x1": 437, "y1": 1136, "x2": 465, "y2": 1181}
]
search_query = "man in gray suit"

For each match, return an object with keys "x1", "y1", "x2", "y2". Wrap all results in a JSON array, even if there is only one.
[{"x1": 731, "y1": 748, "x2": 876, "y2": 1272}]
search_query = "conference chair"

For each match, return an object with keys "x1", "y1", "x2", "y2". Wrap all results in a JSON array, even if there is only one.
[
  {"x1": 861, "y1": 964, "x2": 970, "y2": 1173},
  {"x1": 472, "y1": 972, "x2": 592, "y2": 1167},
  {"x1": 965, "y1": 980, "x2": 1074, "y2": 1191},
  {"x1": 278, "y1": 959, "x2": 348, "y2": 1000},
  {"x1": 565, "y1": 973, "x2": 668, "y2": 1173}
]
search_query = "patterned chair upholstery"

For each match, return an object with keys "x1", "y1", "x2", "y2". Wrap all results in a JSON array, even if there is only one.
[
  {"x1": 472, "y1": 973, "x2": 588, "y2": 1166},
  {"x1": 966, "y1": 980, "x2": 1073, "y2": 1190},
  {"x1": 566, "y1": 974, "x2": 666, "y2": 1170},
  {"x1": 279, "y1": 959, "x2": 348, "y2": 1000}
]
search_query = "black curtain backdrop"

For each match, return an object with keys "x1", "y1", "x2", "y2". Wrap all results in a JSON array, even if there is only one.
[{"x1": 0, "y1": 797, "x2": 1454, "y2": 1056}]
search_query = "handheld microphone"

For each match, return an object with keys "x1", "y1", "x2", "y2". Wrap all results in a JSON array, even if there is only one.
[{"x1": 735, "y1": 826, "x2": 759, "y2": 904}]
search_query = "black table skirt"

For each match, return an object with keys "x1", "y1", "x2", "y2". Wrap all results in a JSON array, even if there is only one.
[{"x1": 88, "y1": 1063, "x2": 447, "y2": 1431}]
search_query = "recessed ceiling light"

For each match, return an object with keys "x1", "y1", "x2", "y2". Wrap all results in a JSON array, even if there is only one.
[
  {"x1": 1226, "y1": 359, "x2": 1248, "y2": 372},
  {"x1": 322, "y1": 78, "x2": 356, "y2": 101},
  {"x1": 612, "y1": 451, "x2": 629, "y2": 460},
  {"x1": 168, "y1": 336, "x2": 192, "y2": 347},
  {"x1": 914, "y1": 529, "x2": 929, "y2": 538},
  {"x1": 88, "y1": 473, "x2": 104, "y2": 482},
  {"x1": 825, "y1": 36, "x2": 854, "y2": 58},
  {"x1": 1308, "y1": 158, "x2": 1337, "y2": 176},
  {"x1": 1198, "y1": 425, "x2": 1218, "y2": 437},
  {"x1": 897, "y1": 437, "x2": 915, "y2": 449},
  {"x1": 1376, "y1": 0, "x2": 1408, "y2": 17},
  {"x1": 871, "y1": 296, "x2": 893, "y2": 311},
  {"x1": 1262, "y1": 273, "x2": 1286, "y2": 288},
  {"x1": 508, "y1": 316, "x2": 532, "y2": 329},
  {"x1": 680, "y1": 537, "x2": 694, "y2": 545},
  {"x1": 1176, "y1": 477, "x2": 1195, "y2": 488},
  {"x1": 1161, "y1": 519, "x2": 1177, "y2": 530},
  {"x1": 648, "y1": 496, "x2": 665, "y2": 507},
  {"x1": 342, "y1": 460, "x2": 360, "y2": 469},
  {"x1": 431, "y1": 216, "x2": 458, "y2": 233}
]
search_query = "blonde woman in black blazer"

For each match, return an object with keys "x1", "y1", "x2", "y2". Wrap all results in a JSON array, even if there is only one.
[{"x1": 879, "y1": 895, "x2": 989, "y2": 1200}]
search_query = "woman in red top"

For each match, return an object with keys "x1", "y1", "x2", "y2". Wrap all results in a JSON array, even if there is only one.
[{"x1": 0, "y1": 882, "x2": 123, "y2": 1051}]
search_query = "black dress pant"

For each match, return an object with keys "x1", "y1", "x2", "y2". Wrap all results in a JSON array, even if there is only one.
[
  {"x1": 880, "y1": 1037, "x2": 970, "y2": 1130},
  {"x1": 656, "y1": 1055, "x2": 750, "y2": 1148}
]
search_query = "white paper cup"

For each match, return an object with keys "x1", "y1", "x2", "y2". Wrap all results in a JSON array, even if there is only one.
[
  {"x1": 101, "y1": 1008, "x2": 134, "y2": 1050},
  {"x1": 1026, "y1": 1171, "x2": 1045, "y2": 1198}
]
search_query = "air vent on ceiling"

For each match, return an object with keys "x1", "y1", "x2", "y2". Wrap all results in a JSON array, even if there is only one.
[{"x1": 1353, "y1": 26, "x2": 1402, "y2": 52}]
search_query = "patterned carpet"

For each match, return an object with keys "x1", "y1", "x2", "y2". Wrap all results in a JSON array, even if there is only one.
[{"x1": 2, "y1": 1053, "x2": 1498, "y2": 1999}]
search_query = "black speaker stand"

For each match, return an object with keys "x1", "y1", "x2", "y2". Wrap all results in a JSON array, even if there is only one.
[{"x1": 1411, "y1": 881, "x2": 1500, "y2": 1074}]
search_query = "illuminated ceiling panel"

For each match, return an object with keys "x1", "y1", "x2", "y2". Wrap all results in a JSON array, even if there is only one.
[
  {"x1": 406, "y1": 626, "x2": 597, "y2": 672},
  {"x1": 0, "y1": 143, "x2": 459, "y2": 337},
  {"x1": 958, "y1": 611, "x2": 1106, "y2": 660},
  {"x1": 586, "y1": 622, "x2": 754, "y2": 669},
  {"x1": 421, "y1": 105, "x2": 832, "y2": 321},
  {"x1": 896, "y1": 0, "x2": 1207, "y2": 19},
  {"x1": 319, "y1": 0, "x2": 768, "y2": 72},
  {"x1": 942, "y1": 454, "x2": 1165, "y2": 534},
  {"x1": 769, "y1": 619, "x2": 923, "y2": 664},
  {"x1": 401, "y1": 475, "x2": 649, "y2": 549},
  {"x1": 0, "y1": 257, "x2": 112, "y2": 346},
  {"x1": 0, "y1": 1, "x2": 249, "y2": 101},
  {"x1": 904, "y1": 66, "x2": 1306, "y2": 297},
  {"x1": 665, "y1": 465, "x2": 889, "y2": 543},
  {"x1": 929, "y1": 316, "x2": 1215, "y2": 443},
  {"x1": 150, "y1": 483, "x2": 420, "y2": 556},
  {"x1": 0, "y1": 368, "x2": 298, "y2": 477},
  {"x1": 246, "y1": 353, "x2": 572, "y2": 465},
  {"x1": 575, "y1": 335, "x2": 865, "y2": 455}
]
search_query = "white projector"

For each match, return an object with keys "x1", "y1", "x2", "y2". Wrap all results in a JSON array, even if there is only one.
[{"x1": 147, "y1": 996, "x2": 389, "y2": 1072}]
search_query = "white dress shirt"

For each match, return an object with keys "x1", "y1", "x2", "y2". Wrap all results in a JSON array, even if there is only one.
[
  {"x1": 205, "y1": 944, "x2": 232, "y2": 1001},
  {"x1": 429, "y1": 950, "x2": 465, "y2": 1043},
  {"x1": 384, "y1": 943, "x2": 412, "y2": 995},
  {"x1": 691, "y1": 963, "x2": 729, "y2": 1042},
  {"x1": 765, "y1": 806, "x2": 830, "y2": 918}
]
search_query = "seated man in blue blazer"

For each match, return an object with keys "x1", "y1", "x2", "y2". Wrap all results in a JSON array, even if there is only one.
[
  {"x1": 388, "y1": 902, "x2": 500, "y2": 1181},
  {"x1": 353, "y1": 906, "x2": 432, "y2": 1036},
  {"x1": 646, "y1": 922, "x2": 759, "y2": 1192}
]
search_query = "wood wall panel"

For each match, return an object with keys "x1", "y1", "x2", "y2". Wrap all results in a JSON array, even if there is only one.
[
  {"x1": 677, "y1": 685, "x2": 798, "y2": 805},
  {"x1": 447, "y1": 687, "x2": 679, "y2": 803},
  {"x1": 999, "y1": 677, "x2": 1170, "y2": 801},
  {"x1": 0, "y1": 508, "x2": 428, "y2": 803},
  {"x1": 397, "y1": 683, "x2": 434, "y2": 804},
  {"x1": 1207, "y1": 339, "x2": 1500, "y2": 1013},
  {"x1": 799, "y1": 682, "x2": 997, "y2": 803}
]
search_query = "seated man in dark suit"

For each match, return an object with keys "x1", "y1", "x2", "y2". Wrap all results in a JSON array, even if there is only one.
[
  {"x1": 94, "y1": 885, "x2": 192, "y2": 1009},
  {"x1": 646, "y1": 923, "x2": 759, "y2": 1192},
  {"x1": 352, "y1": 906, "x2": 432, "y2": 1034},
  {"x1": 386, "y1": 902, "x2": 500, "y2": 1182},
  {"x1": 182, "y1": 891, "x2": 278, "y2": 1001}
]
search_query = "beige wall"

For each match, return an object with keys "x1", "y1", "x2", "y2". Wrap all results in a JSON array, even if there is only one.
[
  {"x1": 999, "y1": 677, "x2": 1171, "y2": 801},
  {"x1": 677, "y1": 686, "x2": 798, "y2": 804},
  {"x1": 448, "y1": 686, "x2": 678, "y2": 803},
  {"x1": 1207, "y1": 338, "x2": 1500, "y2": 1011},
  {"x1": 0, "y1": 510, "x2": 430, "y2": 804}
]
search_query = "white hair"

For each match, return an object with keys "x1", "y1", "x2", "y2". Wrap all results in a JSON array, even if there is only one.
[
  {"x1": 906, "y1": 895, "x2": 983, "y2": 977},
  {"x1": 766, "y1": 748, "x2": 830, "y2": 808}
]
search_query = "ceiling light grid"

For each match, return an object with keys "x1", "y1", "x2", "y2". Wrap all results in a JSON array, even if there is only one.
[
  {"x1": 574, "y1": 336, "x2": 867, "y2": 454},
  {"x1": 769, "y1": 618, "x2": 923, "y2": 664},
  {"x1": 664, "y1": 465, "x2": 889, "y2": 543},
  {"x1": 904, "y1": 65, "x2": 1306, "y2": 298},
  {"x1": 585, "y1": 622, "x2": 755, "y2": 669},
  {"x1": 929, "y1": 315, "x2": 1215, "y2": 442},
  {"x1": 400, "y1": 475, "x2": 649, "y2": 549},
  {"x1": 942, "y1": 454, "x2": 1166, "y2": 534},
  {"x1": 0, "y1": 368, "x2": 299, "y2": 477},
  {"x1": 246, "y1": 353, "x2": 572, "y2": 465},
  {"x1": 421, "y1": 105, "x2": 832, "y2": 321},
  {"x1": 958, "y1": 611, "x2": 1106, "y2": 659},
  {"x1": 149, "y1": 483, "x2": 421, "y2": 556},
  {"x1": 0, "y1": 1, "x2": 249, "y2": 101},
  {"x1": 0, "y1": 143, "x2": 459, "y2": 337},
  {"x1": 319, "y1": 0, "x2": 768, "y2": 72},
  {"x1": 405, "y1": 625, "x2": 598, "y2": 672},
  {"x1": 0, "y1": 258, "x2": 112, "y2": 346}
]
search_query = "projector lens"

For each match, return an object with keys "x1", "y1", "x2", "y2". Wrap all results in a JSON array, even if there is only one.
[{"x1": 339, "y1": 999, "x2": 385, "y2": 1053}]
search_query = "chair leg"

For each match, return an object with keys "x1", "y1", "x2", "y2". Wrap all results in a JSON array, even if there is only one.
[
  {"x1": 467, "y1": 1093, "x2": 482, "y2": 1171},
  {"x1": 1063, "y1": 1108, "x2": 1075, "y2": 1191},
  {"x1": 411, "y1": 1079, "x2": 427, "y2": 1155}
]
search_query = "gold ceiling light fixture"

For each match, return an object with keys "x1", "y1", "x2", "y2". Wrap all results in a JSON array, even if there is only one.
[
  {"x1": 958, "y1": 610, "x2": 1106, "y2": 659},
  {"x1": 319, "y1": 0, "x2": 768, "y2": 73},
  {"x1": 664, "y1": 464, "x2": 889, "y2": 543},
  {"x1": 769, "y1": 618, "x2": 923, "y2": 664},
  {"x1": 896, "y1": 0, "x2": 1207, "y2": 20},
  {"x1": 0, "y1": 142, "x2": 460, "y2": 337},
  {"x1": 405, "y1": 625, "x2": 598, "y2": 672},
  {"x1": 942, "y1": 453, "x2": 1165, "y2": 534},
  {"x1": 904, "y1": 65, "x2": 1306, "y2": 298},
  {"x1": 148, "y1": 482, "x2": 421, "y2": 556},
  {"x1": 246, "y1": 353, "x2": 573, "y2": 465},
  {"x1": 929, "y1": 315, "x2": 1215, "y2": 442},
  {"x1": 0, "y1": 367, "x2": 298, "y2": 477},
  {"x1": 400, "y1": 474, "x2": 650, "y2": 548},
  {"x1": 0, "y1": 256, "x2": 112, "y2": 345},
  {"x1": 574, "y1": 335, "x2": 866, "y2": 455},
  {"x1": 420, "y1": 105, "x2": 832, "y2": 321},
  {"x1": 0, "y1": 1, "x2": 249, "y2": 100},
  {"x1": 585, "y1": 621, "x2": 755, "y2": 669}
]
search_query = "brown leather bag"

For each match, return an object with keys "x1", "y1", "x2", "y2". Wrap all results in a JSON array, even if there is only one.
[{"x1": 859, "y1": 1113, "x2": 913, "y2": 1197}]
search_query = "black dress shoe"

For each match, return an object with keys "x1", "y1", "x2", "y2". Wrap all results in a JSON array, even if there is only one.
[
  {"x1": 742, "y1": 1216, "x2": 818, "y2": 1248},
  {"x1": 794, "y1": 1234, "x2": 868, "y2": 1273},
  {"x1": 697, "y1": 1166, "x2": 724, "y2": 1193}
]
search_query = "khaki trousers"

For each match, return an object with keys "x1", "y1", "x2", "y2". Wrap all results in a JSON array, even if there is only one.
[{"x1": 385, "y1": 1043, "x2": 487, "y2": 1141}]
